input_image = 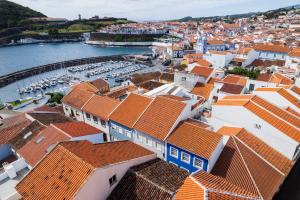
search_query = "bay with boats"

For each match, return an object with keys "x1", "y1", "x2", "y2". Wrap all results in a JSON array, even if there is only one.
[{"x1": 0, "y1": 42, "x2": 152, "y2": 103}]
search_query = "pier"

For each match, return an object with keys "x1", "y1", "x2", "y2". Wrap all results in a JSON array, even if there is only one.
[{"x1": 0, "y1": 55, "x2": 126, "y2": 88}]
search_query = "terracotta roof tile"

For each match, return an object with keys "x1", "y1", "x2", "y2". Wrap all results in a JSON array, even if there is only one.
[
  {"x1": 167, "y1": 121, "x2": 222, "y2": 160},
  {"x1": 223, "y1": 75, "x2": 248, "y2": 86},
  {"x1": 195, "y1": 59, "x2": 212, "y2": 67},
  {"x1": 191, "y1": 66, "x2": 214, "y2": 78},
  {"x1": 175, "y1": 177, "x2": 205, "y2": 200},
  {"x1": 288, "y1": 48, "x2": 300, "y2": 57},
  {"x1": 217, "y1": 126, "x2": 243, "y2": 136},
  {"x1": 286, "y1": 107, "x2": 300, "y2": 118},
  {"x1": 109, "y1": 93, "x2": 152, "y2": 128},
  {"x1": 253, "y1": 44, "x2": 290, "y2": 53},
  {"x1": 134, "y1": 96, "x2": 186, "y2": 141},
  {"x1": 82, "y1": 95, "x2": 120, "y2": 120},
  {"x1": 72, "y1": 82, "x2": 99, "y2": 93},
  {"x1": 62, "y1": 89, "x2": 94, "y2": 110},
  {"x1": 0, "y1": 114, "x2": 32, "y2": 145},
  {"x1": 16, "y1": 145, "x2": 94, "y2": 200},
  {"x1": 235, "y1": 130, "x2": 293, "y2": 175},
  {"x1": 18, "y1": 125, "x2": 70, "y2": 166},
  {"x1": 220, "y1": 83, "x2": 244, "y2": 94},
  {"x1": 257, "y1": 73, "x2": 272, "y2": 82},
  {"x1": 90, "y1": 78, "x2": 109, "y2": 90},
  {"x1": 191, "y1": 83, "x2": 214, "y2": 100},
  {"x1": 17, "y1": 140, "x2": 154, "y2": 200},
  {"x1": 53, "y1": 122, "x2": 100, "y2": 137},
  {"x1": 291, "y1": 86, "x2": 300, "y2": 96}
]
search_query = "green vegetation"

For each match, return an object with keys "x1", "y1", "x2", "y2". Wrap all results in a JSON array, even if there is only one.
[
  {"x1": 0, "y1": 99, "x2": 4, "y2": 109},
  {"x1": 226, "y1": 67, "x2": 261, "y2": 80},
  {"x1": 8, "y1": 98, "x2": 33, "y2": 107},
  {"x1": 47, "y1": 92, "x2": 64, "y2": 104},
  {"x1": 0, "y1": 0, "x2": 45, "y2": 29}
]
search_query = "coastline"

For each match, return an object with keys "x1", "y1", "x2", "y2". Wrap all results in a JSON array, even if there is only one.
[{"x1": 85, "y1": 40, "x2": 172, "y2": 47}]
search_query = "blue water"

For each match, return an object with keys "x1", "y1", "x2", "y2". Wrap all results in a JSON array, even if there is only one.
[{"x1": 0, "y1": 42, "x2": 151, "y2": 76}]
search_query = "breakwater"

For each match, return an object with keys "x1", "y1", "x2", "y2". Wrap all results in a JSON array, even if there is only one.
[{"x1": 0, "y1": 55, "x2": 125, "y2": 88}]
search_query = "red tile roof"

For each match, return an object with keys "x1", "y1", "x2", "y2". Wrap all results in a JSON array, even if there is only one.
[
  {"x1": 71, "y1": 82, "x2": 99, "y2": 93},
  {"x1": 222, "y1": 75, "x2": 248, "y2": 86},
  {"x1": 53, "y1": 122, "x2": 100, "y2": 137},
  {"x1": 18, "y1": 125, "x2": 70, "y2": 166},
  {"x1": 167, "y1": 121, "x2": 222, "y2": 159},
  {"x1": 62, "y1": 88, "x2": 94, "y2": 110},
  {"x1": 0, "y1": 114, "x2": 32, "y2": 145},
  {"x1": 220, "y1": 83, "x2": 244, "y2": 94},
  {"x1": 253, "y1": 44, "x2": 290, "y2": 53},
  {"x1": 191, "y1": 83, "x2": 214, "y2": 100},
  {"x1": 134, "y1": 96, "x2": 186, "y2": 141},
  {"x1": 109, "y1": 93, "x2": 152, "y2": 128},
  {"x1": 82, "y1": 95, "x2": 120, "y2": 120},
  {"x1": 17, "y1": 140, "x2": 154, "y2": 200},
  {"x1": 191, "y1": 66, "x2": 214, "y2": 79}
]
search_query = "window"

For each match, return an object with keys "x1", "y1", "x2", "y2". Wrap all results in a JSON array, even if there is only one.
[
  {"x1": 109, "y1": 175, "x2": 117, "y2": 186},
  {"x1": 118, "y1": 127, "x2": 123, "y2": 134},
  {"x1": 146, "y1": 138, "x2": 152, "y2": 146},
  {"x1": 125, "y1": 130, "x2": 131, "y2": 138},
  {"x1": 86, "y1": 113, "x2": 91, "y2": 121},
  {"x1": 93, "y1": 116, "x2": 98, "y2": 124},
  {"x1": 23, "y1": 131, "x2": 32, "y2": 139},
  {"x1": 181, "y1": 152, "x2": 190, "y2": 163},
  {"x1": 138, "y1": 134, "x2": 144, "y2": 143},
  {"x1": 170, "y1": 147, "x2": 178, "y2": 158},
  {"x1": 101, "y1": 119, "x2": 106, "y2": 127},
  {"x1": 65, "y1": 106, "x2": 69, "y2": 111},
  {"x1": 181, "y1": 77, "x2": 186, "y2": 81},
  {"x1": 76, "y1": 111, "x2": 80, "y2": 116},
  {"x1": 194, "y1": 158, "x2": 203, "y2": 169},
  {"x1": 112, "y1": 124, "x2": 117, "y2": 130}
]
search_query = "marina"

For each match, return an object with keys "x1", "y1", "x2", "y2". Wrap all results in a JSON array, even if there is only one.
[{"x1": 0, "y1": 60, "x2": 152, "y2": 103}]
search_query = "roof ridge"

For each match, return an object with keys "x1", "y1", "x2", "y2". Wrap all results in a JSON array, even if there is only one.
[
  {"x1": 234, "y1": 134, "x2": 286, "y2": 176},
  {"x1": 232, "y1": 137, "x2": 263, "y2": 199},
  {"x1": 81, "y1": 93, "x2": 96, "y2": 110}
]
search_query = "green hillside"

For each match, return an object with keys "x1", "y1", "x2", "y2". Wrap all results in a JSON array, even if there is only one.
[{"x1": 0, "y1": 0, "x2": 46, "y2": 29}]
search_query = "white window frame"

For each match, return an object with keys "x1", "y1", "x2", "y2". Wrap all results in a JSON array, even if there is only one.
[
  {"x1": 170, "y1": 147, "x2": 178, "y2": 158},
  {"x1": 155, "y1": 142, "x2": 162, "y2": 151},
  {"x1": 125, "y1": 130, "x2": 131, "y2": 138},
  {"x1": 146, "y1": 138, "x2": 152, "y2": 146},
  {"x1": 118, "y1": 127, "x2": 123, "y2": 134},
  {"x1": 181, "y1": 152, "x2": 190, "y2": 164},
  {"x1": 86, "y1": 113, "x2": 91, "y2": 121},
  {"x1": 193, "y1": 157, "x2": 203, "y2": 169},
  {"x1": 112, "y1": 124, "x2": 117, "y2": 130}
]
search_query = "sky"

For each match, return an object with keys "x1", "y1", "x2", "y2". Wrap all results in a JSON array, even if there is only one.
[{"x1": 11, "y1": 0, "x2": 300, "y2": 21}]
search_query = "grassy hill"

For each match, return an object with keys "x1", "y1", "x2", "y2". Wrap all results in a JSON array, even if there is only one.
[{"x1": 0, "y1": 0, "x2": 46, "y2": 29}]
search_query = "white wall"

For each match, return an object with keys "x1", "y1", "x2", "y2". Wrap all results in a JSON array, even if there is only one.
[
  {"x1": 74, "y1": 154, "x2": 156, "y2": 200},
  {"x1": 207, "y1": 138, "x2": 225, "y2": 173},
  {"x1": 70, "y1": 133, "x2": 104, "y2": 144},
  {"x1": 83, "y1": 112, "x2": 110, "y2": 134},
  {"x1": 211, "y1": 105, "x2": 298, "y2": 160},
  {"x1": 63, "y1": 104, "x2": 84, "y2": 121}
]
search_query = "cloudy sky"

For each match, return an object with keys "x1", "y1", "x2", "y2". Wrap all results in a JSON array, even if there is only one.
[{"x1": 11, "y1": 0, "x2": 300, "y2": 21}]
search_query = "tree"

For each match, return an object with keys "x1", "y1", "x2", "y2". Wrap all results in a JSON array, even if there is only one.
[
  {"x1": 47, "y1": 92, "x2": 64, "y2": 104},
  {"x1": 48, "y1": 28, "x2": 59, "y2": 35}
]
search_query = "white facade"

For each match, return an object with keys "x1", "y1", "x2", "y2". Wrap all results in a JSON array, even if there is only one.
[
  {"x1": 63, "y1": 104, "x2": 85, "y2": 122},
  {"x1": 74, "y1": 154, "x2": 156, "y2": 200},
  {"x1": 83, "y1": 111, "x2": 110, "y2": 134},
  {"x1": 285, "y1": 55, "x2": 300, "y2": 72},
  {"x1": 246, "y1": 80, "x2": 277, "y2": 92},
  {"x1": 236, "y1": 50, "x2": 259, "y2": 67},
  {"x1": 204, "y1": 52, "x2": 234, "y2": 68},
  {"x1": 257, "y1": 51, "x2": 287, "y2": 61},
  {"x1": 209, "y1": 105, "x2": 299, "y2": 160}
]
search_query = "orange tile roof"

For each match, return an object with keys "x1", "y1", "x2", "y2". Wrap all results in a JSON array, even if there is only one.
[
  {"x1": 18, "y1": 125, "x2": 70, "y2": 166},
  {"x1": 217, "y1": 126, "x2": 243, "y2": 136},
  {"x1": 16, "y1": 140, "x2": 154, "y2": 200},
  {"x1": 16, "y1": 144, "x2": 95, "y2": 200},
  {"x1": 270, "y1": 73, "x2": 293, "y2": 86},
  {"x1": 195, "y1": 59, "x2": 212, "y2": 67},
  {"x1": 175, "y1": 177, "x2": 205, "y2": 200},
  {"x1": 109, "y1": 93, "x2": 152, "y2": 128},
  {"x1": 0, "y1": 114, "x2": 32, "y2": 145},
  {"x1": 191, "y1": 66, "x2": 214, "y2": 78},
  {"x1": 208, "y1": 50, "x2": 230, "y2": 55},
  {"x1": 82, "y1": 95, "x2": 120, "y2": 120},
  {"x1": 286, "y1": 107, "x2": 300, "y2": 118},
  {"x1": 208, "y1": 39, "x2": 225, "y2": 45},
  {"x1": 253, "y1": 44, "x2": 290, "y2": 53},
  {"x1": 288, "y1": 48, "x2": 300, "y2": 57},
  {"x1": 191, "y1": 83, "x2": 214, "y2": 100},
  {"x1": 220, "y1": 83, "x2": 244, "y2": 94},
  {"x1": 222, "y1": 74, "x2": 248, "y2": 86},
  {"x1": 235, "y1": 129, "x2": 293, "y2": 175},
  {"x1": 167, "y1": 121, "x2": 222, "y2": 160},
  {"x1": 53, "y1": 122, "x2": 100, "y2": 137},
  {"x1": 237, "y1": 47, "x2": 254, "y2": 55},
  {"x1": 62, "y1": 88, "x2": 94, "y2": 110},
  {"x1": 134, "y1": 96, "x2": 186, "y2": 141},
  {"x1": 72, "y1": 82, "x2": 99, "y2": 93},
  {"x1": 291, "y1": 86, "x2": 300, "y2": 96},
  {"x1": 211, "y1": 137, "x2": 285, "y2": 200}
]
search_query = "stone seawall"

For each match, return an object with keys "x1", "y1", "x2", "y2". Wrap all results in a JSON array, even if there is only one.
[{"x1": 0, "y1": 55, "x2": 125, "y2": 88}]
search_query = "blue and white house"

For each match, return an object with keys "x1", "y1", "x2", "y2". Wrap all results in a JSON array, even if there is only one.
[
  {"x1": 196, "y1": 35, "x2": 227, "y2": 54},
  {"x1": 166, "y1": 121, "x2": 224, "y2": 173}
]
